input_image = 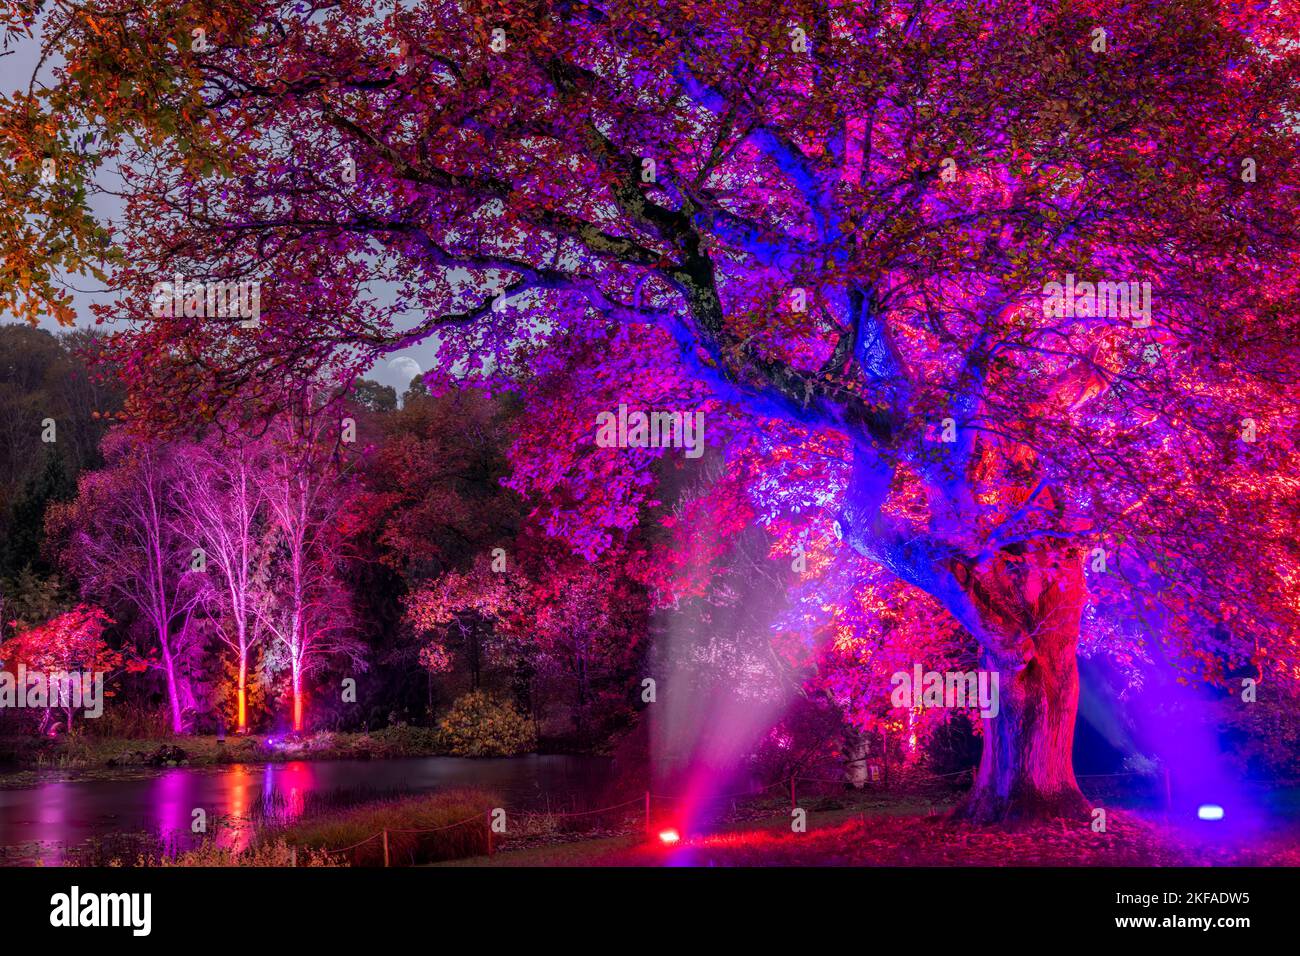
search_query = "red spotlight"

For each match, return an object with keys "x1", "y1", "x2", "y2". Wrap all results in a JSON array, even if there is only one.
[{"x1": 657, "y1": 828, "x2": 681, "y2": 846}]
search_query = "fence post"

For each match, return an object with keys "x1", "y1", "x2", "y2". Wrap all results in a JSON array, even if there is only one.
[
  {"x1": 382, "y1": 829, "x2": 390, "y2": 868},
  {"x1": 290, "y1": 845, "x2": 297, "y2": 868},
  {"x1": 790, "y1": 776, "x2": 797, "y2": 809},
  {"x1": 486, "y1": 810, "x2": 494, "y2": 857},
  {"x1": 644, "y1": 790, "x2": 651, "y2": 836}
]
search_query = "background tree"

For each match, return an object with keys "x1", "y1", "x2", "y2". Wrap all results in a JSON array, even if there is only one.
[
  {"x1": 0, "y1": 604, "x2": 131, "y2": 735},
  {"x1": 0, "y1": 325, "x2": 118, "y2": 582},
  {"x1": 351, "y1": 386, "x2": 523, "y2": 722},
  {"x1": 256, "y1": 402, "x2": 364, "y2": 732},
  {"x1": 173, "y1": 434, "x2": 269, "y2": 733},
  {"x1": 47, "y1": 430, "x2": 208, "y2": 732}
]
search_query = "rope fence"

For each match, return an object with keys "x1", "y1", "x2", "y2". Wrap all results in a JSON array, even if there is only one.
[{"x1": 323, "y1": 831, "x2": 385, "y2": 855}]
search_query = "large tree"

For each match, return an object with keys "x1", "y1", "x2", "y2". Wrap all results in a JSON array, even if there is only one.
[
  {"x1": 19, "y1": 0, "x2": 1300, "y2": 819},
  {"x1": 47, "y1": 430, "x2": 209, "y2": 733},
  {"x1": 255, "y1": 401, "x2": 363, "y2": 733},
  {"x1": 173, "y1": 434, "x2": 269, "y2": 733}
]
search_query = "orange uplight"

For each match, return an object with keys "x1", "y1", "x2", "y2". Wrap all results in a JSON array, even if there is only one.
[{"x1": 658, "y1": 828, "x2": 681, "y2": 845}]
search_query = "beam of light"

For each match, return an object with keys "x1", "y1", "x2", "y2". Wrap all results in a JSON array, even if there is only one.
[
  {"x1": 650, "y1": 499, "x2": 811, "y2": 837},
  {"x1": 1079, "y1": 650, "x2": 1263, "y2": 839},
  {"x1": 658, "y1": 828, "x2": 681, "y2": 845}
]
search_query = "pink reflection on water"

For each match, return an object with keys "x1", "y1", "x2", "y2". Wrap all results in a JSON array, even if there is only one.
[
  {"x1": 263, "y1": 761, "x2": 314, "y2": 823},
  {"x1": 148, "y1": 761, "x2": 319, "y2": 856},
  {"x1": 152, "y1": 768, "x2": 194, "y2": 849},
  {"x1": 32, "y1": 781, "x2": 69, "y2": 865},
  {"x1": 217, "y1": 764, "x2": 258, "y2": 852}
]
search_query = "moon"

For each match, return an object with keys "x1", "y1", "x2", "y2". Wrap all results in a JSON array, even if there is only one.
[{"x1": 387, "y1": 355, "x2": 422, "y2": 386}]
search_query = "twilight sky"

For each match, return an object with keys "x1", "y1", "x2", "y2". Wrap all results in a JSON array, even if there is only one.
[{"x1": 0, "y1": 20, "x2": 429, "y2": 399}]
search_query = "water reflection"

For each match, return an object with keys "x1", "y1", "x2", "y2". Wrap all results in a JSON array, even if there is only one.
[
  {"x1": 0, "y1": 755, "x2": 614, "y2": 864},
  {"x1": 153, "y1": 768, "x2": 191, "y2": 846}
]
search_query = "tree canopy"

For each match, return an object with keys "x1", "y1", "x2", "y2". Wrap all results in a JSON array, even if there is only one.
[{"x1": 7, "y1": 0, "x2": 1300, "y2": 819}]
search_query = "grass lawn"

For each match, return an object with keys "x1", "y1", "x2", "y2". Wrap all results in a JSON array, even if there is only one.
[
  {"x1": 0, "y1": 725, "x2": 448, "y2": 777},
  {"x1": 440, "y1": 794, "x2": 1300, "y2": 867}
]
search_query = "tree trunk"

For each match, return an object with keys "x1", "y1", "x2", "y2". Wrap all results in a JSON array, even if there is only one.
[
  {"x1": 291, "y1": 664, "x2": 303, "y2": 734},
  {"x1": 160, "y1": 639, "x2": 185, "y2": 735},
  {"x1": 237, "y1": 643, "x2": 248, "y2": 734},
  {"x1": 469, "y1": 623, "x2": 481, "y2": 690},
  {"x1": 574, "y1": 652, "x2": 588, "y2": 744},
  {"x1": 289, "y1": 604, "x2": 304, "y2": 734},
  {"x1": 952, "y1": 548, "x2": 1089, "y2": 824},
  {"x1": 841, "y1": 724, "x2": 870, "y2": 789}
]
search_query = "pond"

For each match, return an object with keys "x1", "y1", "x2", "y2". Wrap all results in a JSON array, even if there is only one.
[{"x1": 0, "y1": 754, "x2": 617, "y2": 865}]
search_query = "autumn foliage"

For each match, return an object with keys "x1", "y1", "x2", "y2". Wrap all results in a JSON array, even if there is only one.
[{"x1": 4, "y1": 0, "x2": 1300, "y2": 823}]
